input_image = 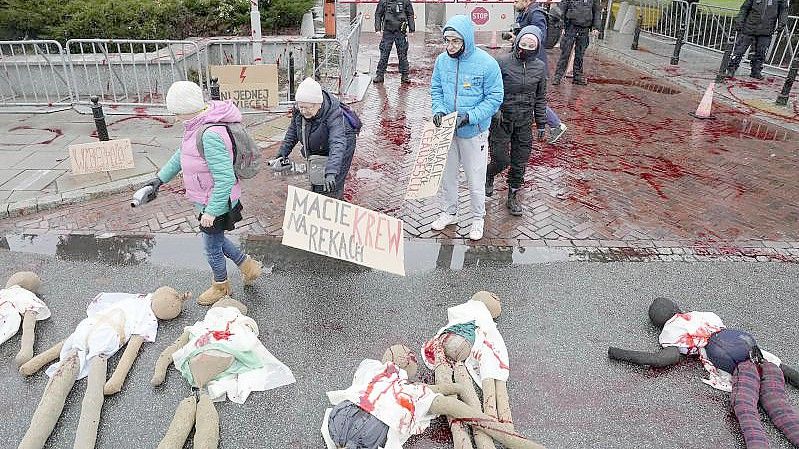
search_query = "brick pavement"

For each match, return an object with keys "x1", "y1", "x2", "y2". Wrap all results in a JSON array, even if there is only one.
[{"x1": 1, "y1": 33, "x2": 798, "y2": 262}]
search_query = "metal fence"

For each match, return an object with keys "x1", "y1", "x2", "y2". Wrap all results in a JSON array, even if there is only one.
[
  {"x1": 66, "y1": 40, "x2": 204, "y2": 108},
  {"x1": 0, "y1": 13, "x2": 363, "y2": 113},
  {"x1": 0, "y1": 40, "x2": 73, "y2": 110},
  {"x1": 623, "y1": 0, "x2": 798, "y2": 75}
]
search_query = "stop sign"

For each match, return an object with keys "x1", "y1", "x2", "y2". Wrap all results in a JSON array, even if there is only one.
[{"x1": 471, "y1": 6, "x2": 490, "y2": 26}]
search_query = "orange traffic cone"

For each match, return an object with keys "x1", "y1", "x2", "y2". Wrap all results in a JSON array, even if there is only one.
[
  {"x1": 692, "y1": 82, "x2": 716, "y2": 119},
  {"x1": 488, "y1": 30, "x2": 499, "y2": 49}
]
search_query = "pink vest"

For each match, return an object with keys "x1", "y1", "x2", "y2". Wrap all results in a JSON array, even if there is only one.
[{"x1": 180, "y1": 124, "x2": 242, "y2": 207}]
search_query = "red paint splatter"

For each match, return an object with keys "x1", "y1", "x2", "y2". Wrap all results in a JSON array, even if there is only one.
[{"x1": 9, "y1": 125, "x2": 63, "y2": 145}]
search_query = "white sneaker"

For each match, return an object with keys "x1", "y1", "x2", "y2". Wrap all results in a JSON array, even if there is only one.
[
  {"x1": 431, "y1": 213, "x2": 458, "y2": 231},
  {"x1": 469, "y1": 219, "x2": 485, "y2": 241}
]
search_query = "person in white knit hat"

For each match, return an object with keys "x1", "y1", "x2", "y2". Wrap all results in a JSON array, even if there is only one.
[
  {"x1": 269, "y1": 77, "x2": 361, "y2": 199},
  {"x1": 140, "y1": 81, "x2": 263, "y2": 305}
]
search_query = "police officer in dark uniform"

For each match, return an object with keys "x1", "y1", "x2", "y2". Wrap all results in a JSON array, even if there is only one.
[
  {"x1": 551, "y1": 0, "x2": 601, "y2": 85},
  {"x1": 374, "y1": 0, "x2": 415, "y2": 84},
  {"x1": 725, "y1": 0, "x2": 788, "y2": 80}
]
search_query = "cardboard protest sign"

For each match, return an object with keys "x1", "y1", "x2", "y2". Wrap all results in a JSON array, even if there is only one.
[
  {"x1": 210, "y1": 64, "x2": 279, "y2": 109},
  {"x1": 68, "y1": 139, "x2": 135, "y2": 175},
  {"x1": 405, "y1": 112, "x2": 457, "y2": 200},
  {"x1": 282, "y1": 186, "x2": 405, "y2": 276}
]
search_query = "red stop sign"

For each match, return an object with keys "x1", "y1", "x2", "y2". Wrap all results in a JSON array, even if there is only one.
[{"x1": 471, "y1": 7, "x2": 490, "y2": 26}]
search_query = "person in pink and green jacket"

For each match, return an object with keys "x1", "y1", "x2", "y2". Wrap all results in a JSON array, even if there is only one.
[{"x1": 142, "y1": 81, "x2": 262, "y2": 305}]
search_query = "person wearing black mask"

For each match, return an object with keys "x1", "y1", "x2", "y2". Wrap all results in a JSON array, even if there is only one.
[{"x1": 486, "y1": 25, "x2": 548, "y2": 217}]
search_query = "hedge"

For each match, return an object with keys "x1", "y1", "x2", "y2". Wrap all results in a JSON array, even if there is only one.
[{"x1": 0, "y1": 0, "x2": 315, "y2": 41}]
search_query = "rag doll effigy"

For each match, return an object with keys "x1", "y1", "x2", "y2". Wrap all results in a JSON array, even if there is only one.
[
  {"x1": 1, "y1": 272, "x2": 49, "y2": 366},
  {"x1": 17, "y1": 287, "x2": 189, "y2": 449},
  {"x1": 608, "y1": 297, "x2": 799, "y2": 448},
  {"x1": 151, "y1": 296, "x2": 296, "y2": 449}
]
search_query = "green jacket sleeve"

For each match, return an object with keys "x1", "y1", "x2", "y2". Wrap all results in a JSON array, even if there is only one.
[
  {"x1": 202, "y1": 131, "x2": 236, "y2": 217},
  {"x1": 157, "y1": 149, "x2": 182, "y2": 183}
]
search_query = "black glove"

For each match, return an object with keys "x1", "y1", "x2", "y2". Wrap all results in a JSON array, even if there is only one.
[
  {"x1": 537, "y1": 128, "x2": 546, "y2": 140},
  {"x1": 323, "y1": 174, "x2": 336, "y2": 192},
  {"x1": 433, "y1": 112, "x2": 445, "y2": 128},
  {"x1": 455, "y1": 112, "x2": 469, "y2": 128},
  {"x1": 775, "y1": 25, "x2": 786, "y2": 35},
  {"x1": 145, "y1": 177, "x2": 162, "y2": 190}
]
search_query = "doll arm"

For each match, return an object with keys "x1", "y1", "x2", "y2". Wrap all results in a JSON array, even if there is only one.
[
  {"x1": 608, "y1": 346, "x2": 683, "y2": 368},
  {"x1": 780, "y1": 364, "x2": 799, "y2": 389},
  {"x1": 19, "y1": 339, "x2": 65, "y2": 376},
  {"x1": 104, "y1": 334, "x2": 145, "y2": 395},
  {"x1": 151, "y1": 331, "x2": 190, "y2": 386},
  {"x1": 14, "y1": 310, "x2": 37, "y2": 366}
]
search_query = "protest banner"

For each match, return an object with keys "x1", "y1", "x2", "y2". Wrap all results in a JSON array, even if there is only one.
[
  {"x1": 405, "y1": 112, "x2": 457, "y2": 200},
  {"x1": 210, "y1": 64, "x2": 279, "y2": 109},
  {"x1": 68, "y1": 139, "x2": 135, "y2": 175},
  {"x1": 282, "y1": 185, "x2": 405, "y2": 276}
]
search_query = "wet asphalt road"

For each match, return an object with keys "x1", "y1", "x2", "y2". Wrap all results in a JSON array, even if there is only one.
[{"x1": 1, "y1": 246, "x2": 798, "y2": 449}]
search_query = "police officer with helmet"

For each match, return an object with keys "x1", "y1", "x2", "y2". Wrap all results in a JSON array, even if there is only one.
[{"x1": 374, "y1": 0, "x2": 416, "y2": 84}]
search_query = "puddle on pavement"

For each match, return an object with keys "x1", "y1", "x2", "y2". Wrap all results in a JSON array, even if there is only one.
[{"x1": 1, "y1": 233, "x2": 576, "y2": 275}]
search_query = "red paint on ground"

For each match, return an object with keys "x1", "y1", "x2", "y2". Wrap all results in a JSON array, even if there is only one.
[{"x1": 9, "y1": 125, "x2": 64, "y2": 145}]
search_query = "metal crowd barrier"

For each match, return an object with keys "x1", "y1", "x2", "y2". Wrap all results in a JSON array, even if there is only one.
[
  {"x1": 65, "y1": 39, "x2": 204, "y2": 108},
  {"x1": 0, "y1": 40, "x2": 73, "y2": 110},
  {"x1": 0, "y1": 14, "x2": 364, "y2": 113}
]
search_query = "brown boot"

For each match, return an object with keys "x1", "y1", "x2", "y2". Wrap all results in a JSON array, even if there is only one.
[
  {"x1": 238, "y1": 256, "x2": 263, "y2": 286},
  {"x1": 197, "y1": 280, "x2": 231, "y2": 306}
]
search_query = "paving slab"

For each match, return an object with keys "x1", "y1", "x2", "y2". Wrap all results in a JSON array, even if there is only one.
[{"x1": 0, "y1": 169, "x2": 65, "y2": 191}]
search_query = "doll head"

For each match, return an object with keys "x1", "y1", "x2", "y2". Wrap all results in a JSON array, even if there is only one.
[
  {"x1": 6, "y1": 271, "x2": 42, "y2": 294},
  {"x1": 150, "y1": 286, "x2": 191, "y2": 320},
  {"x1": 382, "y1": 344, "x2": 419, "y2": 379},
  {"x1": 648, "y1": 297, "x2": 682, "y2": 328},
  {"x1": 441, "y1": 333, "x2": 472, "y2": 362},
  {"x1": 213, "y1": 296, "x2": 248, "y2": 315},
  {"x1": 471, "y1": 291, "x2": 502, "y2": 319}
]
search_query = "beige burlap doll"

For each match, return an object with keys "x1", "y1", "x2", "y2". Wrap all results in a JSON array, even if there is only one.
[
  {"x1": 422, "y1": 291, "x2": 517, "y2": 449},
  {"x1": 151, "y1": 296, "x2": 295, "y2": 449},
  {"x1": 17, "y1": 287, "x2": 189, "y2": 449},
  {"x1": 1, "y1": 272, "x2": 49, "y2": 366},
  {"x1": 322, "y1": 343, "x2": 544, "y2": 449}
]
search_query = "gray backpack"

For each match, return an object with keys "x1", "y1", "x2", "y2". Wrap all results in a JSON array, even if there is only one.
[{"x1": 196, "y1": 123, "x2": 261, "y2": 179}]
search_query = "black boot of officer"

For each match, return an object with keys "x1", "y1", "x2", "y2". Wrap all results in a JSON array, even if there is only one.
[{"x1": 374, "y1": 0, "x2": 415, "y2": 84}]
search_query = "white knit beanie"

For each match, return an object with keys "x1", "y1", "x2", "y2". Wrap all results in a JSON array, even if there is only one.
[
  {"x1": 295, "y1": 77, "x2": 323, "y2": 104},
  {"x1": 166, "y1": 81, "x2": 206, "y2": 115}
]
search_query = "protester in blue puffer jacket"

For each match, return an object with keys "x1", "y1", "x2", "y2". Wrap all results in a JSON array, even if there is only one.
[{"x1": 430, "y1": 14, "x2": 503, "y2": 241}]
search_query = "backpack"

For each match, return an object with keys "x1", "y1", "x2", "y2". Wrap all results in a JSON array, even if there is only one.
[
  {"x1": 340, "y1": 102, "x2": 362, "y2": 134},
  {"x1": 196, "y1": 123, "x2": 261, "y2": 179},
  {"x1": 544, "y1": 5, "x2": 564, "y2": 49}
]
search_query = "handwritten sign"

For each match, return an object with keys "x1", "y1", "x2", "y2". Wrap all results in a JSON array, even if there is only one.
[
  {"x1": 68, "y1": 139, "x2": 135, "y2": 175},
  {"x1": 405, "y1": 112, "x2": 457, "y2": 200},
  {"x1": 210, "y1": 64, "x2": 279, "y2": 109},
  {"x1": 282, "y1": 186, "x2": 405, "y2": 276}
]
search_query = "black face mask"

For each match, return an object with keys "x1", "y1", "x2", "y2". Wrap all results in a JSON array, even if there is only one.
[
  {"x1": 517, "y1": 48, "x2": 535, "y2": 60},
  {"x1": 447, "y1": 46, "x2": 464, "y2": 59}
]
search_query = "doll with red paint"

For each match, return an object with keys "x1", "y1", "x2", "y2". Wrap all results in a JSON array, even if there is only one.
[
  {"x1": 608, "y1": 297, "x2": 799, "y2": 448},
  {"x1": 322, "y1": 344, "x2": 545, "y2": 449}
]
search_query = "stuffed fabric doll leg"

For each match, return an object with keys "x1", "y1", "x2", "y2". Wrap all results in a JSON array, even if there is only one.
[
  {"x1": 731, "y1": 360, "x2": 769, "y2": 449},
  {"x1": 15, "y1": 310, "x2": 37, "y2": 366},
  {"x1": 760, "y1": 361, "x2": 799, "y2": 446},
  {"x1": 157, "y1": 397, "x2": 197, "y2": 449},
  {"x1": 18, "y1": 351, "x2": 80, "y2": 449},
  {"x1": 435, "y1": 362, "x2": 474, "y2": 449},
  {"x1": 74, "y1": 356, "x2": 108, "y2": 449},
  {"x1": 454, "y1": 364, "x2": 496, "y2": 449}
]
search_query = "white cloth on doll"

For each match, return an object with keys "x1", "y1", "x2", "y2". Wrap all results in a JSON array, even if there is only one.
[
  {"x1": 324, "y1": 359, "x2": 440, "y2": 449},
  {"x1": 171, "y1": 306, "x2": 295, "y2": 404},
  {"x1": 0, "y1": 285, "x2": 51, "y2": 346},
  {"x1": 421, "y1": 299, "x2": 510, "y2": 385},
  {"x1": 46, "y1": 292, "x2": 158, "y2": 380},
  {"x1": 659, "y1": 311, "x2": 781, "y2": 392}
]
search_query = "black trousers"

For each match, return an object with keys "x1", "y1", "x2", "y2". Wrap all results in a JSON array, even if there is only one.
[
  {"x1": 555, "y1": 26, "x2": 590, "y2": 79},
  {"x1": 376, "y1": 30, "x2": 409, "y2": 76},
  {"x1": 487, "y1": 118, "x2": 533, "y2": 189},
  {"x1": 728, "y1": 33, "x2": 772, "y2": 75}
]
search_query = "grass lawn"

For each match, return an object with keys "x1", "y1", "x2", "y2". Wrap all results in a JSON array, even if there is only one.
[{"x1": 699, "y1": 0, "x2": 743, "y2": 11}]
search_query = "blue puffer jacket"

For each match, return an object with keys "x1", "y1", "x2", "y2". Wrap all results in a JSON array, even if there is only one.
[{"x1": 431, "y1": 15, "x2": 504, "y2": 139}]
